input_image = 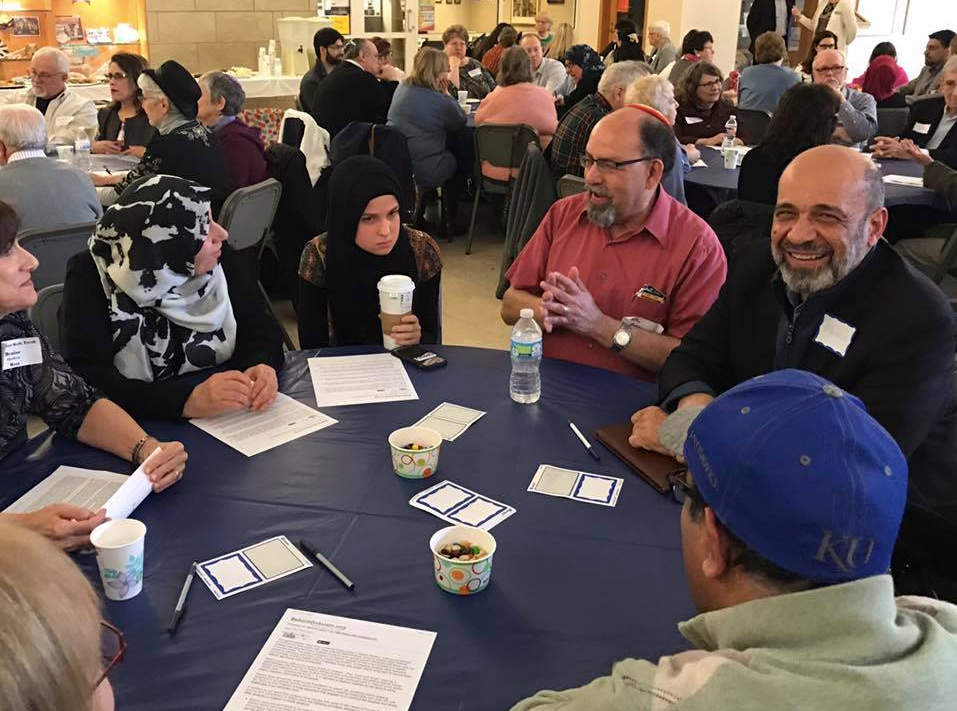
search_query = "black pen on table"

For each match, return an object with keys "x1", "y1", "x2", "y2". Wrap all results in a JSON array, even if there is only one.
[
  {"x1": 568, "y1": 420, "x2": 600, "y2": 461},
  {"x1": 168, "y1": 562, "x2": 197, "y2": 635},
  {"x1": 300, "y1": 539, "x2": 355, "y2": 590}
]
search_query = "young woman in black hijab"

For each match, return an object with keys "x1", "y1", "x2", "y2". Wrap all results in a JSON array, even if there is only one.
[{"x1": 298, "y1": 156, "x2": 442, "y2": 348}]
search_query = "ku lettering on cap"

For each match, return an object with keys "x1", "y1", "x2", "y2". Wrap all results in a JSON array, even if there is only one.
[{"x1": 679, "y1": 370, "x2": 907, "y2": 584}]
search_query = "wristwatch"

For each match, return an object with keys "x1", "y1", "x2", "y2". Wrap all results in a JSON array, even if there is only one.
[
  {"x1": 612, "y1": 317, "x2": 664, "y2": 352},
  {"x1": 611, "y1": 318, "x2": 638, "y2": 352}
]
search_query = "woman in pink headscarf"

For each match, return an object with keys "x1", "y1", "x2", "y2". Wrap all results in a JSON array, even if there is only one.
[{"x1": 860, "y1": 54, "x2": 908, "y2": 108}]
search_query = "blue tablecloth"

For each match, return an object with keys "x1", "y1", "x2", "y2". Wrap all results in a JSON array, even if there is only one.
[
  {"x1": 0, "y1": 346, "x2": 693, "y2": 711},
  {"x1": 684, "y1": 148, "x2": 946, "y2": 218}
]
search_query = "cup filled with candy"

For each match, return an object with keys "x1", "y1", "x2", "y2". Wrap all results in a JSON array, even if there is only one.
[
  {"x1": 388, "y1": 426, "x2": 442, "y2": 478},
  {"x1": 429, "y1": 525, "x2": 497, "y2": 595}
]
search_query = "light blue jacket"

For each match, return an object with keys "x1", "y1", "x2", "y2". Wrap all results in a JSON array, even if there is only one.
[{"x1": 388, "y1": 83, "x2": 467, "y2": 188}]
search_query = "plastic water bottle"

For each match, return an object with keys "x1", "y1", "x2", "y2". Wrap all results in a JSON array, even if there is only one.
[
  {"x1": 509, "y1": 308, "x2": 542, "y2": 404},
  {"x1": 723, "y1": 115, "x2": 738, "y2": 149},
  {"x1": 74, "y1": 135, "x2": 91, "y2": 171}
]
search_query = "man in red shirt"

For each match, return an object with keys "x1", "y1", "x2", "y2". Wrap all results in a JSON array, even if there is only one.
[{"x1": 502, "y1": 107, "x2": 727, "y2": 381}]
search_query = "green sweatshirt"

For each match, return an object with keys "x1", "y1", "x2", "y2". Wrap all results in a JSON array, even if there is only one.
[{"x1": 511, "y1": 575, "x2": 957, "y2": 710}]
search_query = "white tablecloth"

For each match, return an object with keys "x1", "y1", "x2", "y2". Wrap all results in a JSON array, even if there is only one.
[{"x1": 1, "y1": 75, "x2": 301, "y2": 103}]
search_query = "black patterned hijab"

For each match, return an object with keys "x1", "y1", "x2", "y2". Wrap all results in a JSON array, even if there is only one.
[
  {"x1": 89, "y1": 175, "x2": 237, "y2": 382},
  {"x1": 325, "y1": 156, "x2": 418, "y2": 345}
]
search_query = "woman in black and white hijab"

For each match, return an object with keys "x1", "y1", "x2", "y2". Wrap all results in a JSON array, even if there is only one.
[{"x1": 62, "y1": 174, "x2": 285, "y2": 420}]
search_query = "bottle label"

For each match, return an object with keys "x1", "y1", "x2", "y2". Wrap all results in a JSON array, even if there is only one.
[{"x1": 511, "y1": 339, "x2": 542, "y2": 359}]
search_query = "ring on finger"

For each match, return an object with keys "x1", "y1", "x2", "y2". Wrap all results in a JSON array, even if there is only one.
[{"x1": 563, "y1": 304, "x2": 569, "y2": 314}]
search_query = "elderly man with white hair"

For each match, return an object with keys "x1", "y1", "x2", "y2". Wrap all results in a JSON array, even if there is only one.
[
  {"x1": 549, "y1": 60, "x2": 650, "y2": 178},
  {"x1": 811, "y1": 47, "x2": 877, "y2": 146},
  {"x1": 0, "y1": 104, "x2": 100, "y2": 230},
  {"x1": 91, "y1": 59, "x2": 226, "y2": 212},
  {"x1": 646, "y1": 21, "x2": 677, "y2": 74},
  {"x1": 0, "y1": 47, "x2": 96, "y2": 145},
  {"x1": 626, "y1": 73, "x2": 699, "y2": 205}
]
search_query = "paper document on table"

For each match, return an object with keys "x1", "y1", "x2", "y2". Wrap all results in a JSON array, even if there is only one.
[
  {"x1": 191, "y1": 393, "x2": 337, "y2": 457},
  {"x1": 410, "y1": 480, "x2": 515, "y2": 530},
  {"x1": 3, "y1": 465, "x2": 142, "y2": 516},
  {"x1": 223, "y1": 608, "x2": 436, "y2": 711},
  {"x1": 196, "y1": 536, "x2": 312, "y2": 600},
  {"x1": 308, "y1": 353, "x2": 418, "y2": 407},
  {"x1": 882, "y1": 174, "x2": 924, "y2": 188},
  {"x1": 528, "y1": 464, "x2": 623, "y2": 507},
  {"x1": 691, "y1": 159, "x2": 708, "y2": 167},
  {"x1": 413, "y1": 402, "x2": 486, "y2": 441}
]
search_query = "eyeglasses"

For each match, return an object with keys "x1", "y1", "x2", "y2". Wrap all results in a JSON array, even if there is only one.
[
  {"x1": 94, "y1": 621, "x2": 127, "y2": 690},
  {"x1": 580, "y1": 154, "x2": 656, "y2": 172},
  {"x1": 29, "y1": 70, "x2": 61, "y2": 80},
  {"x1": 813, "y1": 65, "x2": 846, "y2": 75},
  {"x1": 697, "y1": 78, "x2": 723, "y2": 89},
  {"x1": 667, "y1": 469, "x2": 693, "y2": 505},
  {"x1": 817, "y1": 42, "x2": 837, "y2": 50},
  {"x1": 378, "y1": 51, "x2": 392, "y2": 59},
  {"x1": 105, "y1": 72, "x2": 129, "y2": 81}
]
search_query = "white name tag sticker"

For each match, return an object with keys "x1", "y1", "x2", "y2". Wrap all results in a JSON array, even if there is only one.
[
  {"x1": 684, "y1": 116, "x2": 704, "y2": 124},
  {"x1": 55, "y1": 116, "x2": 72, "y2": 127},
  {"x1": 468, "y1": 67, "x2": 482, "y2": 78},
  {"x1": 814, "y1": 315, "x2": 856, "y2": 357},
  {"x1": 913, "y1": 122, "x2": 931, "y2": 135},
  {"x1": 2, "y1": 337, "x2": 42, "y2": 371}
]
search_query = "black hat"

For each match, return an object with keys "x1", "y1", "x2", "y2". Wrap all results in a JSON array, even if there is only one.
[
  {"x1": 313, "y1": 27, "x2": 344, "y2": 53},
  {"x1": 141, "y1": 60, "x2": 200, "y2": 121}
]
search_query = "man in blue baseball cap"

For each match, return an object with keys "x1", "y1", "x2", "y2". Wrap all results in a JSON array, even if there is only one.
[
  {"x1": 512, "y1": 370, "x2": 957, "y2": 711},
  {"x1": 630, "y1": 144, "x2": 957, "y2": 598}
]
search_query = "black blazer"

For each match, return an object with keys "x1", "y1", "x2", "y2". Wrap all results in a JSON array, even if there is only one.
[
  {"x1": 96, "y1": 107, "x2": 156, "y2": 147},
  {"x1": 902, "y1": 97, "x2": 957, "y2": 169},
  {"x1": 746, "y1": 0, "x2": 795, "y2": 50},
  {"x1": 60, "y1": 246, "x2": 285, "y2": 421},
  {"x1": 309, "y1": 61, "x2": 392, "y2": 138},
  {"x1": 658, "y1": 240, "x2": 957, "y2": 567}
]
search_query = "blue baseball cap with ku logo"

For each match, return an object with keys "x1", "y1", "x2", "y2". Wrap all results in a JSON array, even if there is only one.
[{"x1": 682, "y1": 369, "x2": 908, "y2": 584}]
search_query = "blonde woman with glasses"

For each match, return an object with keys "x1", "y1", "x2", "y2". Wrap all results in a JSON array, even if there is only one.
[{"x1": 0, "y1": 520, "x2": 123, "y2": 711}]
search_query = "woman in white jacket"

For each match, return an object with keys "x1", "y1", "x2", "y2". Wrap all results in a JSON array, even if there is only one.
[{"x1": 792, "y1": 0, "x2": 857, "y2": 51}]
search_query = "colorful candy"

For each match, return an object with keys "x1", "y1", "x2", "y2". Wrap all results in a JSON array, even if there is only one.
[{"x1": 438, "y1": 541, "x2": 486, "y2": 561}]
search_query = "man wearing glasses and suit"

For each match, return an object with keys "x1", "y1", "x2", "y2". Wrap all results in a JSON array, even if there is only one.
[{"x1": 501, "y1": 107, "x2": 726, "y2": 380}]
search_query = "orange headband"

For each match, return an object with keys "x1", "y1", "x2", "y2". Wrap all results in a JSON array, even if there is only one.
[{"x1": 625, "y1": 103, "x2": 670, "y2": 127}]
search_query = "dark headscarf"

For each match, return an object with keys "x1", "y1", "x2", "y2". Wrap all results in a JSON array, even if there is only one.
[
  {"x1": 325, "y1": 156, "x2": 418, "y2": 346},
  {"x1": 563, "y1": 45, "x2": 604, "y2": 75}
]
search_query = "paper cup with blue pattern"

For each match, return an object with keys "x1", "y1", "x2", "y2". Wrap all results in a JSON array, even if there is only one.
[
  {"x1": 90, "y1": 519, "x2": 146, "y2": 601},
  {"x1": 430, "y1": 525, "x2": 496, "y2": 595},
  {"x1": 388, "y1": 426, "x2": 442, "y2": 478}
]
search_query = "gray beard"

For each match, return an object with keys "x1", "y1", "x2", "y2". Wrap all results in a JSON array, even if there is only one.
[
  {"x1": 772, "y1": 230, "x2": 870, "y2": 297},
  {"x1": 586, "y1": 202, "x2": 615, "y2": 227}
]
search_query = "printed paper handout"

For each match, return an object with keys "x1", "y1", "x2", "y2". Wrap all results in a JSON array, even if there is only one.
[
  {"x1": 528, "y1": 465, "x2": 623, "y2": 507},
  {"x1": 409, "y1": 481, "x2": 515, "y2": 530}
]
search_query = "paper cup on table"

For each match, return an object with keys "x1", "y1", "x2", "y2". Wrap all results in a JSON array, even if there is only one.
[
  {"x1": 722, "y1": 147, "x2": 737, "y2": 169},
  {"x1": 90, "y1": 519, "x2": 146, "y2": 601},
  {"x1": 56, "y1": 145, "x2": 74, "y2": 163},
  {"x1": 378, "y1": 274, "x2": 415, "y2": 350},
  {"x1": 457, "y1": 90, "x2": 468, "y2": 105},
  {"x1": 430, "y1": 525, "x2": 496, "y2": 595},
  {"x1": 389, "y1": 426, "x2": 442, "y2": 478}
]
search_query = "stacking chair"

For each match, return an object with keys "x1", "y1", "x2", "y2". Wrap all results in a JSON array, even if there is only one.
[
  {"x1": 465, "y1": 123, "x2": 541, "y2": 255},
  {"x1": 877, "y1": 108, "x2": 909, "y2": 138},
  {"x1": 218, "y1": 178, "x2": 296, "y2": 350},
  {"x1": 736, "y1": 108, "x2": 772, "y2": 145},
  {"x1": 28, "y1": 283, "x2": 64, "y2": 351},
  {"x1": 557, "y1": 174, "x2": 586, "y2": 199},
  {"x1": 18, "y1": 222, "x2": 97, "y2": 292}
]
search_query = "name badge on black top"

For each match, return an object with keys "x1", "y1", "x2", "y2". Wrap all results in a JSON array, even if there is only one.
[{"x1": 2, "y1": 337, "x2": 42, "y2": 371}]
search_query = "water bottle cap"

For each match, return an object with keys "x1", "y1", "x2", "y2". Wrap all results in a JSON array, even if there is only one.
[{"x1": 519, "y1": 308, "x2": 534, "y2": 319}]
